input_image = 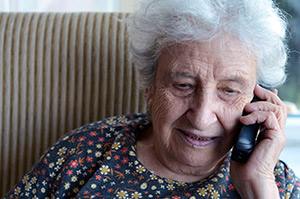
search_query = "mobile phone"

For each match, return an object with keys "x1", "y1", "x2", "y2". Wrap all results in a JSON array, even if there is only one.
[{"x1": 231, "y1": 86, "x2": 271, "y2": 163}]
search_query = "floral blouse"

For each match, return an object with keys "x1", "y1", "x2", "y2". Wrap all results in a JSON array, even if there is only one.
[{"x1": 4, "y1": 113, "x2": 300, "y2": 199}]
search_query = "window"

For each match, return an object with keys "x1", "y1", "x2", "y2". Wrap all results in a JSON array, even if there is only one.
[
  {"x1": 0, "y1": 0, "x2": 138, "y2": 12},
  {"x1": 275, "y1": 0, "x2": 300, "y2": 177},
  {"x1": 276, "y1": 0, "x2": 300, "y2": 111}
]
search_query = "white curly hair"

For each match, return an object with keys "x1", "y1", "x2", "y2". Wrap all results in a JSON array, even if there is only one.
[{"x1": 126, "y1": 0, "x2": 288, "y2": 90}]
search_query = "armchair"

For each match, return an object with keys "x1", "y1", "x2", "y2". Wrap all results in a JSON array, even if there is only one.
[{"x1": 0, "y1": 12, "x2": 147, "y2": 196}]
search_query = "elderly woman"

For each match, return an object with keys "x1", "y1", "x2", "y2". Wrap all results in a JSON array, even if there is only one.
[{"x1": 4, "y1": 0, "x2": 300, "y2": 198}]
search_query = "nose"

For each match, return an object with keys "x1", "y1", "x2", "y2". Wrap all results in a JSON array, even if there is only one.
[{"x1": 185, "y1": 92, "x2": 218, "y2": 131}]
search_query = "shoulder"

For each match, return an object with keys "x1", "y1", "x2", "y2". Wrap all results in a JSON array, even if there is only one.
[
  {"x1": 47, "y1": 113, "x2": 150, "y2": 157},
  {"x1": 3, "y1": 113, "x2": 151, "y2": 198},
  {"x1": 62, "y1": 113, "x2": 150, "y2": 139},
  {"x1": 31, "y1": 113, "x2": 151, "y2": 179},
  {"x1": 274, "y1": 160, "x2": 300, "y2": 198}
]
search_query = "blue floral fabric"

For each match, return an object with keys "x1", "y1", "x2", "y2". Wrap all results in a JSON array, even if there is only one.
[{"x1": 4, "y1": 113, "x2": 300, "y2": 199}]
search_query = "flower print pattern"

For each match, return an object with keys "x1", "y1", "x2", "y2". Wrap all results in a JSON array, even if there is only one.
[
  {"x1": 100, "y1": 165, "x2": 110, "y2": 175},
  {"x1": 3, "y1": 113, "x2": 300, "y2": 199}
]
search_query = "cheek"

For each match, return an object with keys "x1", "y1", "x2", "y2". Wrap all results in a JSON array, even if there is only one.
[
  {"x1": 219, "y1": 96, "x2": 252, "y2": 134},
  {"x1": 151, "y1": 88, "x2": 188, "y2": 125}
]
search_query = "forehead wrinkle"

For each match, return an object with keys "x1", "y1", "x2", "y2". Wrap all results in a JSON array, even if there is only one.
[
  {"x1": 169, "y1": 56, "x2": 197, "y2": 76},
  {"x1": 161, "y1": 40, "x2": 257, "y2": 86},
  {"x1": 180, "y1": 53, "x2": 214, "y2": 73}
]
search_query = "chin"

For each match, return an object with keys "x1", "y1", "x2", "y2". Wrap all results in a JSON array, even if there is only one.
[{"x1": 176, "y1": 147, "x2": 229, "y2": 168}]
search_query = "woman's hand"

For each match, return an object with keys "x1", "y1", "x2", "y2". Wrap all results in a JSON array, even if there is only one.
[{"x1": 230, "y1": 84, "x2": 287, "y2": 199}]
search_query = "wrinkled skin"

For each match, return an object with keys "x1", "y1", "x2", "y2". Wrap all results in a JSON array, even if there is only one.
[{"x1": 137, "y1": 38, "x2": 287, "y2": 198}]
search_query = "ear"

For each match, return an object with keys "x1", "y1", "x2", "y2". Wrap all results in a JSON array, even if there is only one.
[{"x1": 145, "y1": 86, "x2": 154, "y2": 109}]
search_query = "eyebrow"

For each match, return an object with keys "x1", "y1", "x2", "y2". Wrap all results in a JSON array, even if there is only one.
[
  {"x1": 219, "y1": 77, "x2": 247, "y2": 86},
  {"x1": 171, "y1": 71, "x2": 195, "y2": 79},
  {"x1": 170, "y1": 70, "x2": 249, "y2": 86}
]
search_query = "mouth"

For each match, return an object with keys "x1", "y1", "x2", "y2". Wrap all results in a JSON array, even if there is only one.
[{"x1": 177, "y1": 129, "x2": 219, "y2": 147}]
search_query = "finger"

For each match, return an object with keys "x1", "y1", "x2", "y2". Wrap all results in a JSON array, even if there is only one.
[
  {"x1": 244, "y1": 101, "x2": 280, "y2": 113},
  {"x1": 252, "y1": 130, "x2": 286, "y2": 168},
  {"x1": 254, "y1": 85, "x2": 284, "y2": 107},
  {"x1": 241, "y1": 111, "x2": 286, "y2": 150},
  {"x1": 271, "y1": 89, "x2": 278, "y2": 95},
  {"x1": 243, "y1": 101, "x2": 287, "y2": 128},
  {"x1": 240, "y1": 111, "x2": 281, "y2": 131},
  {"x1": 245, "y1": 85, "x2": 287, "y2": 126},
  {"x1": 255, "y1": 119, "x2": 286, "y2": 157},
  {"x1": 256, "y1": 127, "x2": 286, "y2": 148}
]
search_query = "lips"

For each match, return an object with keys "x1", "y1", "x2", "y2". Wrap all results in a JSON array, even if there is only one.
[{"x1": 177, "y1": 129, "x2": 218, "y2": 147}]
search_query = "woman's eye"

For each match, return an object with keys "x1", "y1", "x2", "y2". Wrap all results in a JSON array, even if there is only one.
[
  {"x1": 175, "y1": 83, "x2": 194, "y2": 91},
  {"x1": 177, "y1": 83, "x2": 190, "y2": 89},
  {"x1": 172, "y1": 83, "x2": 194, "y2": 97},
  {"x1": 224, "y1": 89, "x2": 237, "y2": 94},
  {"x1": 217, "y1": 87, "x2": 240, "y2": 101},
  {"x1": 220, "y1": 88, "x2": 240, "y2": 97}
]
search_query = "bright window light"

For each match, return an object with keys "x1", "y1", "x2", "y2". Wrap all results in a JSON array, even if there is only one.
[{"x1": 0, "y1": 0, "x2": 139, "y2": 12}]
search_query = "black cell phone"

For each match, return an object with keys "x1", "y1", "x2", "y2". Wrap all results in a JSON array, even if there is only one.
[{"x1": 231, "y1": 86, "x2": 271, "y2": 163}]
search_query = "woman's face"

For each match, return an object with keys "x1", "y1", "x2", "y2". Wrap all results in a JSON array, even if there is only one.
[{"x1": 146, "y1": 39, "x2": 257, "y2": 175}]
